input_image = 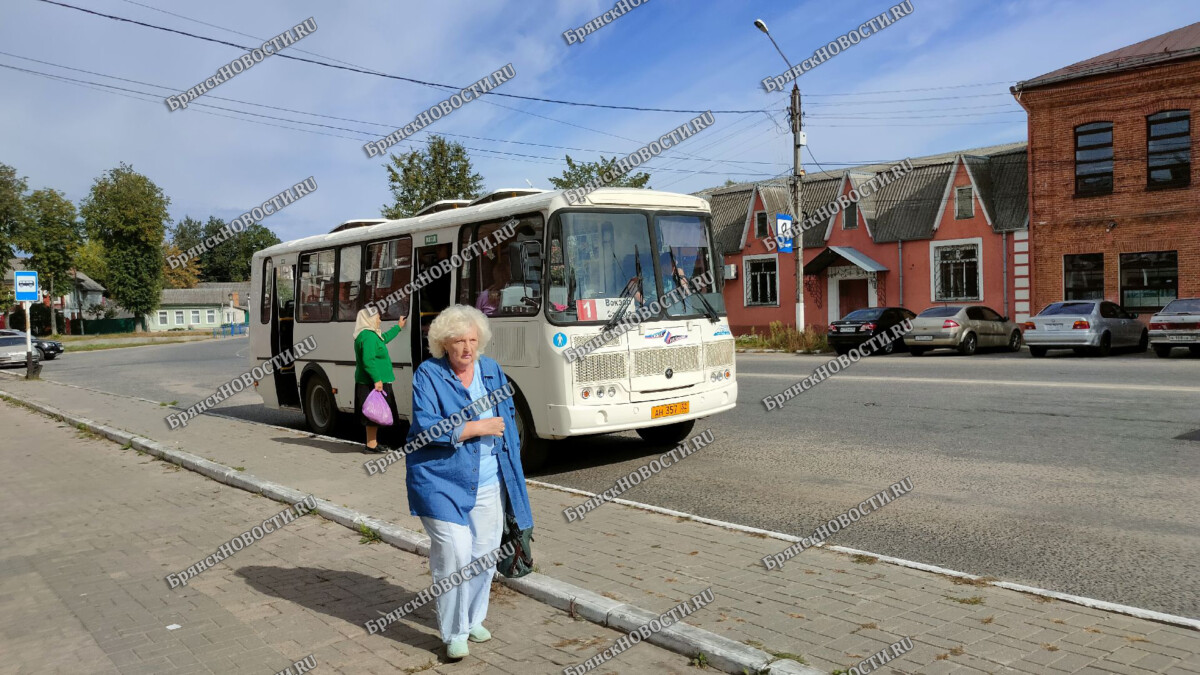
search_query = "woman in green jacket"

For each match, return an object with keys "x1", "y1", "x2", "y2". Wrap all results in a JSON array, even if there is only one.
[{"x1": 354, "y1": 307, "x2": 405, "y2": 453}]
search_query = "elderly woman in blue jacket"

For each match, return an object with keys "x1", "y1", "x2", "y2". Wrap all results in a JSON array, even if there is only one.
[{"x1": 406, "y1": 304, "x2": 534, "y2": 661}]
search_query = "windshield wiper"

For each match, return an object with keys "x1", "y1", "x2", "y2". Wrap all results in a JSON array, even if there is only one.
[{"x1": 668, "y1": 249, "x2": 719, "y2": 323}]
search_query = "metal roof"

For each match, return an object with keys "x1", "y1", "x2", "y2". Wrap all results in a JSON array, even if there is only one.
[
  {"x1": 804, "y1": 246, "x2": 889, "y2": 275},
  {"x1": 1014, "y1": 21, "x2": 1200, "y2": 91},
  {"x1": 160, "y1": 282, "x2": 251, "y2": 308}
]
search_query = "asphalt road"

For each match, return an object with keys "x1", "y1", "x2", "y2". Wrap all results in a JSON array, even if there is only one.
[{"x1": 28, "y1": 337, "x2": 1200, "y2": 618}]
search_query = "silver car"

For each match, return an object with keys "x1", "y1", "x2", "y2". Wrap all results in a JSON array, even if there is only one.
[
  {"x1": 1022, "y1": 300, "x2": 1147, "y2": 357},
  {"x1": 1148, "y1": 297, "x2": 1200, "y2": 358},
  {"x1": 0, "y1": 336, "x2": 41, "y2": 367},
  {"x1": 907, "y1": 305, "x2": 1023, "y2": 356}
]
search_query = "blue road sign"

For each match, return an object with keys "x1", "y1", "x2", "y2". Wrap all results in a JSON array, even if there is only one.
[
  {"x1": 553, "y1": 332, "x2": 568, "y2": 348},
  {"x1": 14, "y1": 271, "x2": 38, "y2": 302},
  {"x1": 775, "y1": 214, "x2": 794, "y2": 253}
]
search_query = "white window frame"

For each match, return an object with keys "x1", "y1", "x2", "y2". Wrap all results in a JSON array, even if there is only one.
[
  {"x1": 190, "y1": 309, "x2": 201, "y2": 324},
  {"x1": 206, "y1": 309, "x2": 216, "y2": 324},
  {"x1": 158, "y1": 310, "x2": 168, "y2": 325},
  {"x1": 743, "y1": 253, "x2": 779, "y2": 307},
  {"x1": 929, "y1": 237, "x2": 983, "y2": 302},
  {"x1": 174, "y1": 310, "x2": 184, "y2": 325},
  {"x1": 955, "y1": 186, "x2": 974, "y2": 219}
]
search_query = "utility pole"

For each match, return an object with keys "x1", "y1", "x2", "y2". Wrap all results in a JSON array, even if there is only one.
[
  {"x1": 755, "y1": 19, "x2": 806, "y2": 330},
  {"x1": 790, "y1": 83, "x2": 805, "y2": 330}
]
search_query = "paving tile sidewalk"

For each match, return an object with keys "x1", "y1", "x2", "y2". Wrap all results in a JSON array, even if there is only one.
[
  {"x1": 2, "y1": 376, "x2": 1198, "y2": 674},
  {"x1": 0, "y1": 399, "x2": 691, "y2": 674}
]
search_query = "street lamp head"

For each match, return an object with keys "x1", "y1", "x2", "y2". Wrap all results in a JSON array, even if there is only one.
[{"x1": 754, "y1": 19, "x2": 769, "y2": 34}]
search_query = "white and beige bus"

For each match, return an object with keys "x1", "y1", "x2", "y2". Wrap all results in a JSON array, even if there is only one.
[{"x1": 248, "y1": 187, "x2": 736, "y2": 469}]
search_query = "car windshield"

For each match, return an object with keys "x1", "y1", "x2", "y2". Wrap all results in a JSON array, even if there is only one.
[
  {"x1": 843, "y1": 309, "x2": 883, "y2": 321},
  {"x1": 547, "y1": 210, "x2": 723, "y2": 323},
  {"x1": 918, "y1": 307, "x2": 961, "y2": 318},
  {"x1": 1040, "y1": 302, "x2": 1094, "y2": 316},
  {"x1": 1160, "y1": 298, "x2": 1200, "y2": 314}
]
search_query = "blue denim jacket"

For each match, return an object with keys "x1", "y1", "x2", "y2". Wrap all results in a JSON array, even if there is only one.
[{"x1": 405, "y1": 355, "x2": 534, "y2": 529}]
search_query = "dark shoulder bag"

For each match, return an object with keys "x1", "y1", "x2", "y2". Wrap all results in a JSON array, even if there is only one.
[{"x1": 497, "y1": 510, "x2": 533, "y2": 578}]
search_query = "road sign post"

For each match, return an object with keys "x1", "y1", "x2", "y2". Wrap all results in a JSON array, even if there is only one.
[{"x1": 14, "y1": 271, "x2": 39, "y2": 380}]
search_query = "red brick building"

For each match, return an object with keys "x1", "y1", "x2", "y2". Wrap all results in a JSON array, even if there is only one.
[
  {"x1": 1012, "y1": 22, "x2": 1200, "y2": 315},
  {"x1": 702, "y1": 143, "x2": 1029, "y2": 335}
]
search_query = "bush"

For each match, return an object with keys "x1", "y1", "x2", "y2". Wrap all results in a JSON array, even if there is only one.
[{"x1": 736, "y1": 322, "x2": 829, "y2": 352}]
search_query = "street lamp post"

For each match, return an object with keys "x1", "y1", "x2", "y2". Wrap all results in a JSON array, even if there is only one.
[{"x1": 754, "y1": 19, "x2": 806, "y2": 331}]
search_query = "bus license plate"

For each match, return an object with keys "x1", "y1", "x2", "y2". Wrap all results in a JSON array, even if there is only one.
[{"x1": 651, "y1": 402, "x2": 689, "y2": 419}]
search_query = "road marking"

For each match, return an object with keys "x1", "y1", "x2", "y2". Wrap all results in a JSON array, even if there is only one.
[{"x1": 738, "y1": 372, "x2": 1200, "y2": 393}]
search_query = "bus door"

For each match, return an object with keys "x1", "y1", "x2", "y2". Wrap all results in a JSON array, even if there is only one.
[
  {"x1": 272, "y1": 257, "x2": 300, "y2": 407},
  {"x1": 411, "y1": 242, "x2": 455, "y2": 369}
]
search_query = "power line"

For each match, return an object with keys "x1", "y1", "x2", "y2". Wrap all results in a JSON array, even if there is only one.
[{"x1": 34, "y1": 0, "x2": 769, "y2": 115}]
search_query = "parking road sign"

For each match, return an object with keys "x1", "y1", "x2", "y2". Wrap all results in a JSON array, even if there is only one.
[{"x1": 14, "y1": 271, "x2": 38, "y2": 302}]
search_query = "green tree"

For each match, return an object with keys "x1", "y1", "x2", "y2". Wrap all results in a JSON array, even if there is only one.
[
  {"x1": 381, "y1": 136, "x2": 482, "y2": 219},
  {"x1": 79, "y1": 163, "x2": 170, "y2": 331},
  {"x1": 547, "y1": 155, "x2": 651, "y2": 191},
  {"x1": 0, "y1": 162, "x2": 29, "y2": 278},
  {"x1": 177, "y1": 217, "x2": 280, "y2": 282},
  {"x1": 19, "y1": 189, "x2": 83, "y2": 335},
  {"x1": 162, "y1": 242, "x2": 200, "y2": 289},
  {"x1": 169, "y1": 216, "x2": 205, "y2": 257},
  {"x1": 74, "y1": 239, "x2": 107, "y2": 288}
]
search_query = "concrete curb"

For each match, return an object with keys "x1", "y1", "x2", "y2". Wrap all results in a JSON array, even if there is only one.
[{"x1": 0, "y1": 390, "x2": 821, "y2": 675}]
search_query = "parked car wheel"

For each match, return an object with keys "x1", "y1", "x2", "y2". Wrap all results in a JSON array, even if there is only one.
[
  {"x1": 1154, "y1": 345, "x2": 1173, "y2": 358},
  {"x1": 302, "y1": 374, "x2": 339, "y2": 437},
  {"x1": 35, "y1": 347, "x2": 46, "y2": 361},
  {"x1": 909, "y1": 348, "x2": 925, "y2": 357},
  {"x1": 636, "y1": 419, "x2": 696, "y2": 446},
  {"x1": 1029, "y1": 346, "x2": 1048, "y2": 358},
  {"x1": 958, "y1": 332, "x2": 978, "y2": 356},
  {"x1": 877, "y1": 339, "x2": 896, "y2": 356},
  {"x1": 1093, "y1": 332, "x2": 1112, "y2": 357},
  {"x1": 1136, "y1": 331, "x2": 1149, "y2": 353},
  {"x1": 1007, "y1": 331, "x2": 1022, "y2": 352}
]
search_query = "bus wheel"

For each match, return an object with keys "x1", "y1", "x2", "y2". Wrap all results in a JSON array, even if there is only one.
[
  {"x1": 303, "y1": 373, "x2": 338, "y2": 436},
  {"x1": 636, "y1": 419, "x2": 696, "y2": 446},
  {"x1": 514, "y1": 395, "x2": 548, "y2": 473}
]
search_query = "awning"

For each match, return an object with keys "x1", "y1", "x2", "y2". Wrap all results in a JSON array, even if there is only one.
[{"x1": 804, "y1": 246, "x2": 889, "y2": 275}]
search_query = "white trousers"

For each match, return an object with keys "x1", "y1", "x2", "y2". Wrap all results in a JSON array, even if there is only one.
[{"x1": 419, "y1": 480, "x2": 505, "y2": 644}]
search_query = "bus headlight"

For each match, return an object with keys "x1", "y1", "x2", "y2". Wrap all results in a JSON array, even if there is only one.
[
  {"x1": 596, "y1": 387, "x2": 604, "y2": 398},
  {"x1": 607, "y1": 386, "x2": 616, "y2": 398}
]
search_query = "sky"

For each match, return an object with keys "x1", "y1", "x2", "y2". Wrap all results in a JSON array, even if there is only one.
[{"x1": 2, "y1": 0, "x2": 1198, "y2": 244}]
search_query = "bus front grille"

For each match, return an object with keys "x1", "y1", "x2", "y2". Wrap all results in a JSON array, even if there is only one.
[
  {"x1": 704, "y1": 340, "x2": 735, "y2": 368},
  {"x1": 633, "y1": 345, "x2": 701, "y2": 377},
  {"x1": 575, "y1": 352, "x2": 628, "y2": 383}
]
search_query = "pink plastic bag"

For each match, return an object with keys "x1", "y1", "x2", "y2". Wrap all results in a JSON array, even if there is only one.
[{"x1": 363, "y1": 389, "x2": 393, "y2": 426}]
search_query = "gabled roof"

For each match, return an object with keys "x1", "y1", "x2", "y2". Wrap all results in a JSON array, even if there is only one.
[
  {"x1": 160, "y1": 282, "x2": 252, "y2": 309},
  {"x1": 1013, "y1": 21, "x2": 1200, "y2": 91},
  {"x1": 708, "y1": 184, "x2": 757, "y2": 255}
]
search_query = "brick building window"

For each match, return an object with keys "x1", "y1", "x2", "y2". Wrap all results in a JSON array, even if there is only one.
[
  {"x1": 1120, "y1": 251, "x2": 1177, "y2": 310},
  {"x1": 1075, "y1": 121, "x2": 1114, "y2": 196},
  {"x1": 933, "y1": 243, "x2": 980, "y2": 301},
  {"x1": 1063, "y1": 253, "x2": 1104, "y2": 300},
  {"x1": 755, "y1": 212, "x2": 768, "y2": 238},
  {"x1": 955, "y1": 186, "x2": 974, "y2": 219},
  {"x1": 1147, "y1": 110, "x2": 1190, "y2": 189},
  {"x1": 843, "y1": 201, "x2": 858, "y2": 229},
  {"x1": 744, "y1": 255, "x2": 778, "y2": 306}
]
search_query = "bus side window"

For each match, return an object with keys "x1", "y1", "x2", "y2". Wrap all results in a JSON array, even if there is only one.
[
  {"x1": 336, "y1": 245, "x2": 363, "y2": 320},
  {"x1": 260, "y1": 258, "x2": 273, "y2": 324},
  {"x1": 473, "y1": 215, "x2": 544, "y2": 317},
  {"x1": 365, "y1": 237, "x2": 413, "y2": 320}
]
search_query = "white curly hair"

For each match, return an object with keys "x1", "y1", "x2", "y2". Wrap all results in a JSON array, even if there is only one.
[{"x1": 427, "y1": 304, "x2": 492, "y2": 359}]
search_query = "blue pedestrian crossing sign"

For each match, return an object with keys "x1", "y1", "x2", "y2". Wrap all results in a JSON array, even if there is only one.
[
  {"x1": 775, "y1": 214, "x2": 794, "y2": 253},
  {"x1": 14, "y1": 271, "x2": 38, "y2": 302},
  {"x1": 553, "y1": 332, "x2": 567, "y2": 348}
]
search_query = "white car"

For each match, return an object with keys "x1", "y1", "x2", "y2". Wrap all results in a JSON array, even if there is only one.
[
  {"x1": 0, "y1": 336, "x2": 41, "y2": 367},
  {"x1": 1148, "y1": 298, "x2": 1200, "y2": 358}
]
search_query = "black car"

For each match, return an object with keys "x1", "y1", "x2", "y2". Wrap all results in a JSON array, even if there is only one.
[
  {"x1": 828, "y1": 307, "x2": 916, "y2": 356},
  {"x1": 0, "y1": 329, "x2": 63, "y2": 360}
]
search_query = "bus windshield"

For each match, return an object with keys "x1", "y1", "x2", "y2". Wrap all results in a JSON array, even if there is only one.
[{"x1": 547, "y1": 211, "x2": 723, "y2": 324}]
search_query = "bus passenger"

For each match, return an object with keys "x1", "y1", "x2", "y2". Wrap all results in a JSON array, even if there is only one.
[
  {"x1": 353, "y1": 307, "x2": 404, "y2": 453},
  {"x1": 406, "y1": 305, "x2": 534, "y2": 662}
]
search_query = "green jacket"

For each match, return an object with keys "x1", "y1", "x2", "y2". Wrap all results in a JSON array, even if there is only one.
[{"x1": 354, "y1": 325, "x2": 401, "y2": 384}]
